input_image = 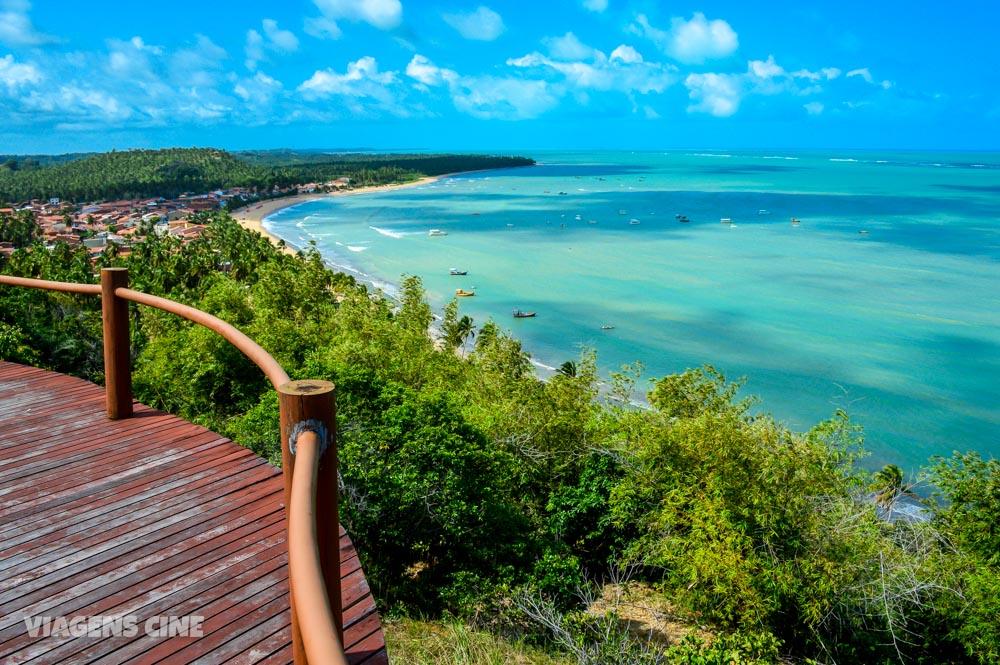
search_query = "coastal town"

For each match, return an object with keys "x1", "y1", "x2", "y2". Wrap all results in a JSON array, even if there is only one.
[{"x1": 0, "y1": 178, "x2": 352, "y2": 261}]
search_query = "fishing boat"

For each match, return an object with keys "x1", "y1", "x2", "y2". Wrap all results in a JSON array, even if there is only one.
[
  {"x1": 790, "y1": 217, "x2": 801, "y2": 224},
  {"x1": 449, "y1": 269, "x2": 467, "y2": 275},
  {"x1": 629, "y1": 219, "x2": 641, "y2": 225},
  {"x1": 677, "y1": 215, "x2": 690, "y2": 222},
  {"x1": 455, "y1": 289, "x2": 475, "y2": 297},
  {"x1": 429, "y1": 229, "x2": 448, "y2": 236},
  {"x1": 600, "y1": 325, "x2": 615, "y2": 330},
  {"x1": 512, "y1": 309, "x2": 536, "y2": 318}
]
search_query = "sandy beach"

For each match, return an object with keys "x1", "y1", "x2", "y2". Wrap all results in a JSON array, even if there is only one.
[{"x1": 234, "y1": 175, "x2": 445, "y2": 254}]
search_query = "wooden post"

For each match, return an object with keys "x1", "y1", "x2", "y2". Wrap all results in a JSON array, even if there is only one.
[
  {"x1": 279, "y1": 379, "x2": 340, "y2": 663},
  {"x1": 101, "y1": 268, "x2": 132, "y2": 419}
]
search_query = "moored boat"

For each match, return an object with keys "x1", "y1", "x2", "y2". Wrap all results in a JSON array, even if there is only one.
[
  {"x1": 429, "y1": 229, "x2": 448, "y2": 236},
  {"x1": 455, "y1": 289, "x2": 475, "y2": 297},
  {"x1": 450, "y1": 269, "x2": 467, "y2": 275},
  {"x1": 512, "y1": 309, "x2": 536, "y2": 318},
  {"x1": 720, "y1": 217, "x2": 733, "y2": 223}
]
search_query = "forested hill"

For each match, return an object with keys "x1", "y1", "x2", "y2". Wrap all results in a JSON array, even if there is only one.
[{"x1": 0, "y1": 148, "x2": 535, "y2": 203}]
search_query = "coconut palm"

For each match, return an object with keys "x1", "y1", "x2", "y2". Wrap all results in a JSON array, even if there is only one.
[{"x1": 872, "y1": 464, "x2": 918, "y2": 516}]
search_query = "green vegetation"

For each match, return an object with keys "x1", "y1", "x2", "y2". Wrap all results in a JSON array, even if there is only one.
[
  {"x1": 0, "y1": 147, "x2": 534, "y2": 203},
  {"x1": 2, "y1": 207, "x2": 998, "y2": 665}
]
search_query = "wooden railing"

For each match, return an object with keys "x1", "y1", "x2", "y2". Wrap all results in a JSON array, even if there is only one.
[{"x1": 0, "y1": 268, "x2": 347, "y2": 665}]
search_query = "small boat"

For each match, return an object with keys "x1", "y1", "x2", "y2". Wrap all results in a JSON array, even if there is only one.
[
  {"x1": 790, "y1": 217, "x2": 801, "y2": 224},
  {"x1": 575, "y1": 214, "x2": 582, "y2": 221},
  {"x1": 588, "y1": 219, "x2": 597, "y2": 224},
  {"x1": 472, "y1": 212, "x2": 480, "y2": 216},
  {"x1": 758, "y1": 209, "x2": 770, "y2": 215},
  {"x1": 512, "y1": 309, "x2": 536, "y2": 318},
  {"x1": 629, "y1": 219, "x2": 640, "y2": 225},
  {"x1": 720, "y1": 217, "x2": 733, "y2": 224},
  {"x1": 455, "y1": 289, "x2": 475, "y2": 297},
  {"x1": 558, "y1": 191, "x2": 568, "y2": 195},
  {"x1": 449, "y1": 269, "x2": 467, "y2": 275},
  {"x1": 429, "y1": 229, "x2": 448, "y2": 236},
  {"x1": 600, "y1": 325, "x2": 615, "y2": 330},
  {"x1": 677, "y1": 215, "x2": 690, "y2": 222},
  {"x1": 859, "y1": 230, "x2": 869, "y2": 235}
]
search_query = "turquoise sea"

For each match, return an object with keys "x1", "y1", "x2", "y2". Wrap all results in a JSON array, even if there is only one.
[{"x1": 263, "y1": 150, "x2": 1000, "y2": 472}]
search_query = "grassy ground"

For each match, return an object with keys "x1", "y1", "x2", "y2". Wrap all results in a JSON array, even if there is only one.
[{"x1": 383, "y1": 617, "x2": 573, "y2": 665}]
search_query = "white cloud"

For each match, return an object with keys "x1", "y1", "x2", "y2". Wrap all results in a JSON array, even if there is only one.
[
  {"x1": 405, "y1": 54, "x2": 458, "y2": 87},
  {"x1": 822, "y1": 67, "x2": 841, "y2": 80},
  {"x1": 508, "y1": 44, "x2": 675, "y2": 95},
  {"x1": 298, "y1": 56, "x2": 398, "y2": 105},
  {"x1": 0, "y1": 54, "x2": 41, "y2": 90},
  {"x1": 22, "y1": 85, "x2": 131, "y2": 121},
  {"x1": 406, "y1": 54, "x2": 560, "y2": 120},
  {"x1": 0, "y1": 0, "x2": 54, "y2": 48},
  {"x1": 609, "y1": 45, "x2": 642, "y2": 64},
  {"x1": 311, "y1": 0, "x2": 402, "y2": 32},
  {"x1": 106, "y1": 37, "x2": 163, "y2": 83},
  {"x1": 881, "y1": 80, "x2": 893, "y2": 89},
  {"x1": 246, "y1": 20, "x2": 299, "y2": 71},
  {"x1": 170, "y1": 35, "x2": 228, "y2": 88},
  {"x1": 804, "y1": 101, "x2": 824, "y2": 115},
  {"x1": 544, "y1": 33, "x2": 595, "y2": 61},
  {"x1": 443, "y1": 6, "x2": 505, "y2": 41},
  {"x1": 846, "y1": 67, "x2": 873, "y2": 83},
  {"x1": 685, "y1": 72, "x2": 741, "y2": 116},
  {"x1": 582, "y1": 0, "x2": 608, "y2": 12},
  {"x1": 245, "y1": 31, "x2": 265, "y2": 71},
  {"x1": 633, "y1": 12, "x2": 738, "y2": 64},
  {"x1": 304, "y1": 16, "x2": 342, "y2": 40},
  {"x1": 233, "y1": 71, "x2": 283, "y2": 105},
  {"x1": 749, "y1": 55, "x2": 784, "y2": 79},
  {"x1": 450, "y1": 76, "x2": 557, "y2": 120},
  {"x1": 263, "y1": 20, "x2": 299, "y2": 52}
]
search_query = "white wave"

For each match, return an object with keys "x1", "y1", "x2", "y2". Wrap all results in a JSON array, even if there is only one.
[
  {"x1": 347, "y1": 245, "x2": 368, "y2": 252},
  {"x1": 691, "y1": 153, "x2": 732, "y2": 158},
  {"x1": 763, "y1": 155, "x2": 800, "y2": 160},
  {"x1": 829, "y1": 158, "x2": 858, "y2": 162},
  {"x1": 530, "y1": 358, "x2": 559, "y2": 372},
  {"x1": 368, "y1": 226, "x2": 404, "y2": 239}
]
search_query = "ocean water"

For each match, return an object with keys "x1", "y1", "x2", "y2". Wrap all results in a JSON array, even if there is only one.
[{"x1": 264, "y1": 150, "x2": 1000, "y2": 472}]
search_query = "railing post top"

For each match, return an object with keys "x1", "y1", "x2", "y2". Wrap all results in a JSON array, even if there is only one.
[
  {"x1": 278, "y1": 379, "x2": 335, "y2": 397},
  {"x1": 101, "y1": 267, "x2": 128, "y2": 274}
]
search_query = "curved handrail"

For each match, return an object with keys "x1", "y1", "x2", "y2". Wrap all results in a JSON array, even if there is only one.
[
  {"x1": 289, "y1": 429, "x2": 348, "y2": 665},
  {"x1": 115, "y1": 288, "x2": 290, "y2": 389},
  {"x1": 0, "y1": 274, "x2": 101, "y2": 295},
  {"x1": 0, "y1": 270, "x2": 346, "y2": 665}
]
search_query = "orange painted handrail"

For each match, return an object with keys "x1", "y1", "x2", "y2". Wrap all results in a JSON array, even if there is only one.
[
  {"x1": 0, "y1": 274, "x2": 101, "y2": 295},
  {"x1": 289, "y1": 429, "x2": 348, "y2": 665},
  {"x1": 115, "y1": 287, "x2": 291, "y2": 389},
  {"x1": 0, "y1": 269, "x2": 345, "y2": 665}
]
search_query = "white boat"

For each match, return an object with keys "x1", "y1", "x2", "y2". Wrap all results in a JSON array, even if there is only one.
[
  {"x1": 629, "y1": 219, "x2": 640, "y2": 225},
  {"x1": 758, "y1": 209, "x2": 770, "y2": 215},
  {"x1": 428, "y1": 229, "x2": 448, "y2": 236},
  {"x1": 720, "y1": 217, "x2": 733, "y2": 224}
]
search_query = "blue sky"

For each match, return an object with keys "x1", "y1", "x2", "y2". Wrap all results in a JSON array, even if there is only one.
[{"x1": 1, "y1": 0, "x2": 997, "y2": 154}]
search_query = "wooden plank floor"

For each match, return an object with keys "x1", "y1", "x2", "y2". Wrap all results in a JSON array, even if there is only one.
[{"x1": 0, "y1": 361, "x2": 388, "y2": 665}]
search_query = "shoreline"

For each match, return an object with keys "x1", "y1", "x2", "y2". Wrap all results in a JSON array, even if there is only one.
[{"x1": 233, "y1": 174, "x2": 450, "y2": 254}]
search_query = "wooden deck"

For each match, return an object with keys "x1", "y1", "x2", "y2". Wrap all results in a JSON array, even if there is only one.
[{"x1": 0, "y1": 361, "x2": 388, "y2": 665}]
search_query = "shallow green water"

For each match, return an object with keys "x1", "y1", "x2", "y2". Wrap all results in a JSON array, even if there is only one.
[{"x1": 265, "y1": 150, "x2": 1000, "y2": 471}]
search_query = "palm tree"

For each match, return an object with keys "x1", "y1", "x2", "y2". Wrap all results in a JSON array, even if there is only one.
[
  {"x1": 872, "y1": 464, "x2": 917, "y2": 517},
  {"x1": 455, "y1": 315, "x2": 475, "y2": 357},
  {"x1": 557, "y1": 360, "x2": 577, "y2": 377}
]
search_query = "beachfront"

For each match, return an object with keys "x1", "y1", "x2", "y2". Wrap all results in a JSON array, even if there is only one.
[{"x1": 234, "y1": 175, "x2": 445, "y2": 253}]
